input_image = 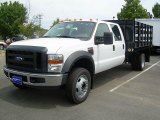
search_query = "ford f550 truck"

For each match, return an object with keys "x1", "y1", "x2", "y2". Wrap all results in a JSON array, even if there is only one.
[{"x1": 3, "y1": 20, "x2": 153, "y2": 104}]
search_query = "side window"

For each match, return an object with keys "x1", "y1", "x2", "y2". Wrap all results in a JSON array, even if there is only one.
[
  {"x1": 110, "y1": 24, "x2": 122, "y2": 41},
  {"x1": 95, "y1": 23, "x2": 110, "y2": 37}
]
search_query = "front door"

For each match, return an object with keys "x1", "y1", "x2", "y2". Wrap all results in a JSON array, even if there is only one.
[{"x1": 94, "y1": 23, "x2": 115, "y2": 73}]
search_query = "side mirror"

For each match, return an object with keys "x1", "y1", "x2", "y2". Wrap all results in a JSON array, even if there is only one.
[
  {"x1": 103, "y1": 32, "x2": 113, "y2": 45},
  {"x1": 95, "y1": 36, "x2": 104, "y2": 45},
  {"x1": 95, "y1": 32, "x2": 113, "y2": 45}
]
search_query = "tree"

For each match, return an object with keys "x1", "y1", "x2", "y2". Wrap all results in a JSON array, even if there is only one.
[
  {"x1": 152, "y1": 3, "x2": 160, "y2": 18},
  {"x1": 19, "y1": 22, "x2": 47, "y2": 38},
  {"x1": 19, "y1": 14, "x2": 48, "y2": 38},
  {"x1": 0, "y1": 1, "x2": 27, "y2": 39},
  {"x1": 19, "y1": 23, "x2": 36, "y2": 38},
  {"x1": 117, "y1": 0, "x2": 149, "y2": 20},
  {"x1": 51, "y1": 18, "x2": 60, "y2": 28}
]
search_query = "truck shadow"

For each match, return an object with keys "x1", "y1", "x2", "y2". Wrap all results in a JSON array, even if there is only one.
[
  {"x1": 0, "y1": 86, "x2": 73, "y2": 109},
  {"x1": 93, "y1": 64, "x2": 133, "y2": 88},
  {"x1": 0, "y1": 64, "x2": 140, "y2": 109}
]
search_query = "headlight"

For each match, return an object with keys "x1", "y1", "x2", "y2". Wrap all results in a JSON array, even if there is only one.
[{"x1": 48, "y1": 54, "x2": 63, "y2": 72}]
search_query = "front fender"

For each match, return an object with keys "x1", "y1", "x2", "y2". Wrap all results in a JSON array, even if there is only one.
[{"x1": 62, "y1": 51, "x2": 95, "y2": 74}]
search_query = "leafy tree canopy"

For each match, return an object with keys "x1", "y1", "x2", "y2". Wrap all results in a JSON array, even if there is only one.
[
  {"x1": 117, "y1": 0, "x2": 149, "y2": 20},
  {"x1": 19, "y1": 22, "x2": 47, "y2": 38},
  {"x1": 19, "y1": 15, "x2": 48, "y2": 38},
  {"x1": 0, "y1": 1, "x2": 27, "y2": 39},
  {"x1": 152, "y1": 3, "x2": 160, "y2": 18}
]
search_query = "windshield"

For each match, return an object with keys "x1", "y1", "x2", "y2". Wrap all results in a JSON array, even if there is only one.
[{"x1": 43, "y1": 22, "x2": 96, "y2": 40}]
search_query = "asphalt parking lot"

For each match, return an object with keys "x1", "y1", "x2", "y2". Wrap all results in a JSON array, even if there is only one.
[
  {"x1": 0, "y1": 50, "x2": 5, "y2": 55},
  {"x1": 0, "y1": 52, "x2": 160, "y2": 120}
]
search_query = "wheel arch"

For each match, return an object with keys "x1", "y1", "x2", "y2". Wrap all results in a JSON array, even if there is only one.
[{"x1": 62, "y1": 51, "x2": 95, "y2": 88}]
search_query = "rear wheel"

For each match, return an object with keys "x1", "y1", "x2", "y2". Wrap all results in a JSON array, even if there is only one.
[
  {"x1": 131, "y1": 53, "x2": 145, "y2": 71},
  {"x1": 139, "y1": 54, "x2": 145, "y2": 70},
  {"x1": 66, "y1": 68, "x2": 91, "y2": 104}
]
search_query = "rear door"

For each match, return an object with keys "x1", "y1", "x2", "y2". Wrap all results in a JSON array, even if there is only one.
[{"x1": 110, "y1": 24, "x2": 125, "y2": 64}]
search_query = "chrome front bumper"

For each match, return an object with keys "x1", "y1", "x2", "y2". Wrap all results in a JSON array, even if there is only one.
[{"x1": 3, "y1": 66, "x2": 67, "y2": 87}]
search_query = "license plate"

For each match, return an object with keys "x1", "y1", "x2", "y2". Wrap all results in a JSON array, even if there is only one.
[{"x1": 11, "y1": 76, "x2": 22, "y2": 85}]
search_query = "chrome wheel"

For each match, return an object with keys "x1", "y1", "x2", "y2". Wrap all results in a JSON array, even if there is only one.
[
  {"x1": 76, "y1": 75, "x2": 88, "y2": 99},
  {"x1": 66, "y1": 68, "x2": 91, "y2": 104}
]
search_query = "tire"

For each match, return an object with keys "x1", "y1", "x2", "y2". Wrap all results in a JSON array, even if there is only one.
[
  {"x1": 131, "y1": 53, "x2": 145, "y2": 71},
  {"x1": 13, "y1": 83, "x2": 27, "y2": 89},
  {"x1": 138, "y1": 53, "x2": 145, "y2": 71},
  {"x1": 66, "y1": 68, "x2": 91, "y2": 104},
  {"x1": 0, "y1": 44, "x2": 4, "y2": 50}
]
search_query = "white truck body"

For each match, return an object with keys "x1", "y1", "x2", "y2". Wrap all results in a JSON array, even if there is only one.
[
  {"x1": 3, "y1": 20, "x2": 151, "y2": 103},
  {"x1": 136, "y1": 19, "x2": 160, "y2": 51},
  {"x1": 10, "y1": 21, "x2": 125, "y2": 74}
]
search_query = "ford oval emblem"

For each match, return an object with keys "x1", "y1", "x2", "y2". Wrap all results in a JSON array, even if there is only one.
[{"x1": 15, "y1": 57, "x2": 23, "y2": 62}]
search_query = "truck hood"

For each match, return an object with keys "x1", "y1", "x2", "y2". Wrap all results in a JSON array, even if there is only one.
[{"x1": 10, "y1": 38, "x2": 84, "y2": 53}]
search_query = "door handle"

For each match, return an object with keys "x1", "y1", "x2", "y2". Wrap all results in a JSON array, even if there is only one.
[
  {"x1": 123, "y1": 44, "x2": 124, "y2": 49},
  {"x1": 113, "y1": 45, "x2": 115, "y2": 51}
]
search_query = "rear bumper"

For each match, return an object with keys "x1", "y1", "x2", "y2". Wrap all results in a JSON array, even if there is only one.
[{"x1": 3, "y1": 66, "x2": 67, "y2": 87}]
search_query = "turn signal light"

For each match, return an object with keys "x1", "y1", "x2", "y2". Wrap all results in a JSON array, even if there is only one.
[{"x1": 48, "y1": 60, "x2": 63, "y2": 64}]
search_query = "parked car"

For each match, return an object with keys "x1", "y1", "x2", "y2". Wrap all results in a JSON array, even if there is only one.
[
  {"x1": 31, "y1": 34, "x2": 39, "y2": 39},
  {"x1": 0, "y1": 41, "x2": 7, "y2": 50},
  {"x1": 3, "y1": 20, "x2": 153, "y2": 104},
  {"x1": 12, "y1": 34, "x2": 27, "y2": 42}
]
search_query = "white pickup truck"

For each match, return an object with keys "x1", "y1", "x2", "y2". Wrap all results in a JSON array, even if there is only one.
[{"x1": 3, "y1": 20, "x2": 153, "y2": 103}]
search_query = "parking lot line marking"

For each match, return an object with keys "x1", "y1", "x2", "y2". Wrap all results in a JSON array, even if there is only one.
[{"x1": 110, "y1": 60, "x2": 160, "y2": 92}]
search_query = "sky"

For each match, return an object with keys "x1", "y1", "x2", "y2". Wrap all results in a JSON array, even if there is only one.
[{"x1": 0, "y1": 0, "x2": 160, "y2": 29}]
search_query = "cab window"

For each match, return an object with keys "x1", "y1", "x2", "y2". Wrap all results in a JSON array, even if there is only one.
[
  {"x1": 110, "y1": 24, "x2": 122, "y2": 41},
  {"x1": 95, "y1": 23, "x2": 110, "y2": 37}
]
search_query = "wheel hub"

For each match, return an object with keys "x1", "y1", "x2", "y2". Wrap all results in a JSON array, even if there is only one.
[{"x1": 76, "y1": 75, "x2": 88, "y2": 98}]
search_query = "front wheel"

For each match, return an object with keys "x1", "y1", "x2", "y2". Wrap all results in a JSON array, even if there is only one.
[{"x1": 66, "y1": 68, "x2": 91, "y2": 104}]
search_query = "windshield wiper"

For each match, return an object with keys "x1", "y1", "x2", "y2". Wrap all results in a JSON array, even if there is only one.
[
  {"x1": 43, "y1": 36, "x2": 51, "y2": 38},
  {"x1": 56, "y1": 35, "x2": 76, "y2": 38}
]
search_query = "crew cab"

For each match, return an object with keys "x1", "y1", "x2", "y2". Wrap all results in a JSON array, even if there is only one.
[{"x1": 3, "y1": 20, "x2": 153, "y2": 104}]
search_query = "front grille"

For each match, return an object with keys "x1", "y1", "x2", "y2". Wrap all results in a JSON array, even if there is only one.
[
  {"x1": 7, "y1": 50, "x2": 34, "y2": 69},
  {"x1": 6, "y1": 46, "x2": 47, "y2": 73}
]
